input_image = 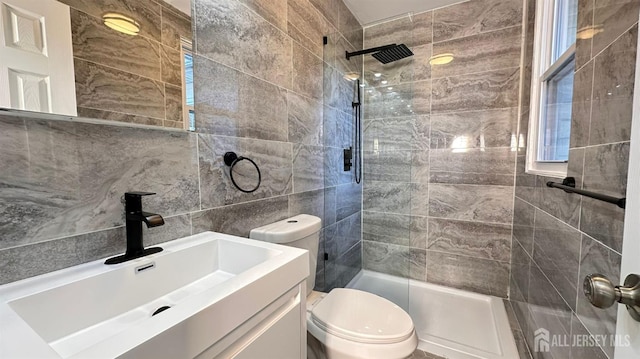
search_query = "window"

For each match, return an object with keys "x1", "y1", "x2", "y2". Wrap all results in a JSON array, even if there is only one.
[
  {"x1": 181, "y1": 38, "x2": 195, "y2": 131},
  {"x1": 527, "y1": 0, "x2": 578, "y2": 176}
]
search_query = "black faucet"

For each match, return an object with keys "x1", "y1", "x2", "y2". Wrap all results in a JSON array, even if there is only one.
[{"x1": 105, "y1": 192, "x2": 164, "y2": 265}]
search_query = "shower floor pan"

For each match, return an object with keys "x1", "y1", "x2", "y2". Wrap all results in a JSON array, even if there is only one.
[{"x1": 347, "y1": 270, "x2": 519, "y2": 359}]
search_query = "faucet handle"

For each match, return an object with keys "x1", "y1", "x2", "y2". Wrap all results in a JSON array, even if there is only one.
[
  {"x1": 123, "y1": 192, "x2": 157, "y2": 212},
  {"x1": 122, "y1": 192, "x2": 156, "y2": 205}
]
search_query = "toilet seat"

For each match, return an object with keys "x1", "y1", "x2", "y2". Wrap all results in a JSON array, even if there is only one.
[{"x1": 309, "y1": 288, "x2": 414, "y2": 344}]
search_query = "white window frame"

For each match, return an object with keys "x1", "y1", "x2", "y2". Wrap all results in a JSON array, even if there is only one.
[{"x1": 527, "y1": 0, "x2": 576, "y2": 177}]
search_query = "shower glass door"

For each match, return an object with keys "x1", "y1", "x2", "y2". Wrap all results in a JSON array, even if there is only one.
[
  {"x1": 319, "y1": 30, "x2": 367, "y2": 292},
  {"x1": 360, "y1": 16, "x2": 417, "y2": 312},
  {"x1": 322, "y1": 21, "x2": 415, "y2": 312}
]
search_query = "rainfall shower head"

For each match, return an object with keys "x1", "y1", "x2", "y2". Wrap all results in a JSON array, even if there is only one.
[
  {"x1": 345, "y1": 44, "x2": 414, "y2": 64},
  {"x1": 372, "y1": 44, "x2": 413, "y2": 64}
]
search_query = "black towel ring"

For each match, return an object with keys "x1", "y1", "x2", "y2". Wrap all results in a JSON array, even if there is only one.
[{"x1": 223, "y1": 152, "x2": 261, "y2": 193}]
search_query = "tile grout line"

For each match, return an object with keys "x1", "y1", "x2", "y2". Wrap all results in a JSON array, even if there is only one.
[
  {"x1": 195, "y1": 131, "x2": 203, "y2": 213},
  {"x1": 514, "y1": 195, "x2": 622, "y2": 255},
  {"x1": 574, "y1": 310, "x2": 613, "y2": 359},
  {"x1": 578, "y1": 144, "x2": 587, "y2": 231},
  {"x1": 587, "y1": 48, "x2": 595, "y2": 147},
  {"x1": 573, "y1": 234, "x2": 585, "y2": 341},
  {"x1": 519, "y1": 230, "x2": 578, "y2": 315},
  {"x1": 1, "y1": 225, "x2": 123, "y2": 252},
  {"x1": 76, "y1": 105, "x2": 165, "y2": 125},
  {"x1": 369, "y1": 66, "x2": 521, "y2": 87},
  {"x1": 431, "y1": 23, "x2": 524, "y2": 45},
  {"x1": 362, "y1": 239, "x2": 511, "y2": 265},
  {"x1": 74, "y1": 56, "x2": 167, "y2": 88},
  {"x1": 590, "y1": 21, "x2": 639, "y2": 64},
  {"x1": 567, "y1": 140, "x2": 631, "y2": 151},
  {"x1": 1, "y1": 208, "x2": 202, "y2": 253},
  {"x1": 369, "y1": 106, "x2": 522, "y2": 120}
]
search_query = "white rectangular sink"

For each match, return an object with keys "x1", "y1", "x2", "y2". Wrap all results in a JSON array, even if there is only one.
[{"x1": 0, "y1": 232, "x2": 309, "y2": 358}]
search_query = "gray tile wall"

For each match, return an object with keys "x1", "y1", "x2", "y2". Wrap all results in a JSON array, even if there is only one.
[
  {"x1": 0, "y1": 0, "x2": 364, "y2": 289},
  {"x1": 509, "y1": 0, "x2": 638, "y2": 358},
  {"x1": 361, "y1": 0, "x2": 523, "y2": 298},
  {"x1": 58, "y1": 0, "x2": 192, "y2": 129},
  {"x1": 0, "y1": 115, "x2": 198, "y2": 284}
]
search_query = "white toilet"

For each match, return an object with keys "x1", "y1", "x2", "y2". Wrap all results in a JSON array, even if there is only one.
[{"x1": 250, "y1": 214, "x2": 418, "y2": 359}]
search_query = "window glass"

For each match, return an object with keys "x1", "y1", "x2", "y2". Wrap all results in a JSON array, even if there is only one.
[
  {"x1": 188, "y1": 110, "x2": 195, "y2": 132},
  {"x1": 183, "y1": 49, "x2": 195, "y2": 131},
  {"x1": 184, "y1": 52, "x2": 194, "y2": 107},
  {"x1": 539, "y1": 59, "x2": 574, "y2": 162},
  {"x1": 552, "y1": 0, "x2": 578, "y2": 62}
]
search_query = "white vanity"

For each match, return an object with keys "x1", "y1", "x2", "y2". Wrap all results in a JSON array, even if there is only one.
[{"x1": 0, "y1": 232, "x2": 309, "y2": 358}]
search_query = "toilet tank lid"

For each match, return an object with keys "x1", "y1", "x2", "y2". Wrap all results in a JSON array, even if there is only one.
[{"x1": 249, "y1": 214, "x2": 321, "y2": 244}]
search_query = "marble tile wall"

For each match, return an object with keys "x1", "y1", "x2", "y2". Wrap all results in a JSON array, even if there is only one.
[
  {"x1": 0, "y1": 113, "x2": 198, "y2": 284},
  {"x1": 361, "y1": 0, "x2": 523, "y2": 297},
  {"x1": 0, "y1": 0, "x2": 364, "y2": 288},
  {"x1": 509, "y1": 0, "x2": 638, "y2": 357},
  {"x1": 59, "y1": 0, "x2": 192, "y2": 129}
]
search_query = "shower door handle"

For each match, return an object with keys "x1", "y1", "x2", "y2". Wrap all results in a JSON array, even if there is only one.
[{"x1": 583, "y1": 273, "x2": 640, "y2": 322}]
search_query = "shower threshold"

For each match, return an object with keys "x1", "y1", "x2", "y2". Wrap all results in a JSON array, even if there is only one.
[{"x1": 347, "y1": 270, "x2": 519, "y2": 359}]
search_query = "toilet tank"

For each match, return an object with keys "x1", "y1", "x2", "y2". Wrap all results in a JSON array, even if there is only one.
[{"x1": 250, "y1": 214, "x2": 321, "y2": 295}]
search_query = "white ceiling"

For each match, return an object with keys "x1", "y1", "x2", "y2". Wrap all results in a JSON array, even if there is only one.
[
  {"x1": 343, "y1": 0, "x2": 470, "y2": 25},
  {"x1": 162, "y1": 0, "x2": 468, "y2": 23},
  {"x1": 163, "y1": 0, "x2": 191, "y2": 16}
]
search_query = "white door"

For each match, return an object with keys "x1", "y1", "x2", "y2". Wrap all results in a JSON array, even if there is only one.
[
  {"x1": 614, "y1": 9, "x2": 640, "y2": 358},
  {"x1": 0, "y1": 0, "x2": 76, "y2": 116}
]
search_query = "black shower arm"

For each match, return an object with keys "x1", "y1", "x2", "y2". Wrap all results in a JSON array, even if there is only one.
[{"x1": 346, "y1": 44, "x2": 397, "y2": 60}]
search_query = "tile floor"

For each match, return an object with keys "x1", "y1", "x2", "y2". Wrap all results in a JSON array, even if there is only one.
[{"x1": 409, "y1": 349, "x2": 445, "y2": 359}]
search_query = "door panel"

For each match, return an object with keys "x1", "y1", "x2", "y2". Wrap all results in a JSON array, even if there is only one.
[
  {"x1": 8, "y1": 69, "x2": 50, "y2": 112},
  {"x1": 3, "y1": 4, "x2": 46, "y2": 55},
  {"x1": 0, "y1": 0, "x2": 76, "y2": 116},
  {"x1": 615, "y1": 9, "x2": 640, "y2": 359}
]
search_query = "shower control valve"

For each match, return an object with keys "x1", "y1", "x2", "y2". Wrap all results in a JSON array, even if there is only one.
[{"x1": 343, "y1": 147, "x2": 353, "y2": 171}]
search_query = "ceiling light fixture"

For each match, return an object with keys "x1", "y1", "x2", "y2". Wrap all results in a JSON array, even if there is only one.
[
  {"x1": 103, "y1": 13, "x2": 141, "y2": 36},
  {"x1": 576, "y1": 25, "x2": 604, "y2": 40},
  {"x1": 429, "y1": 53, "x2": 454, "y2": 66},
  {"x1": 343, "y1": 72, "x2": 361, "y2": 81}
]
